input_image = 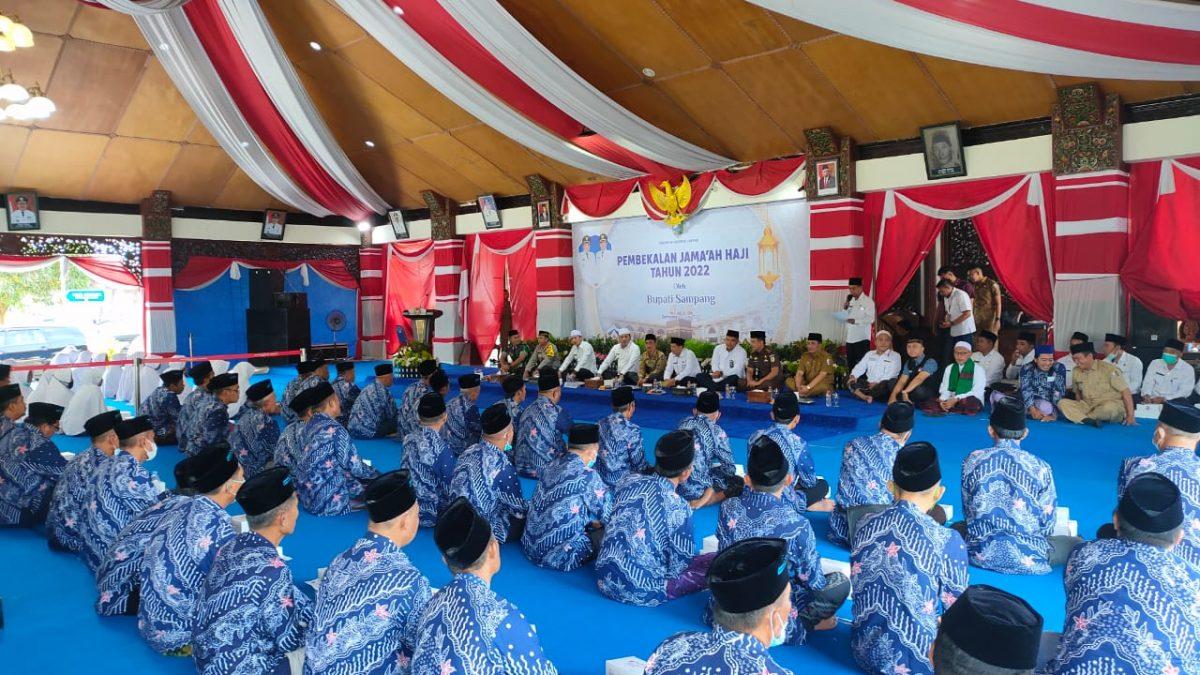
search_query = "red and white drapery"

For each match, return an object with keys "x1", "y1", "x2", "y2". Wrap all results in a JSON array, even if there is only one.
[
  {"x1": 114, "y1": 0, "x2": 386, "y2": 219},
  {"x1": 141, "y1": 241, "x2": 176, "y2": 355},
  {"x1": 750, "y1": 0, "x2": 1200, "y2": 80},
  {"x1": 1123, "y1": 157, "x2": 1200, "y2": 319},
  {"x1": 383, "y1": 240, "x2": 436, "y2": 355},
  {"x1": 463, "y1": 231, "x2": 537, "y2": 364},
  {"x1": 863, "y1": 173, "x2": 1056, "y2": 323},
  {"x1": 358, "y1": 247, "x2": 386, "y2": 359},
  {"x1": 563, "y1": 157, "x2": 806, "y2": 221},
  {"x1": 173, "y1": 256, "x2": 358, "y2": 292}
]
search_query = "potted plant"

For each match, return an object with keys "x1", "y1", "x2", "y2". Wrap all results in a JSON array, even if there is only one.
[{"x1": 392, "y1": 341, "x2": 433, "y2": 378}]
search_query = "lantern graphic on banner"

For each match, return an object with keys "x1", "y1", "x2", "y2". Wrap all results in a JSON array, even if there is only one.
[{"x1": 757, "y1": 225, "x2": 780, "y2": 290}]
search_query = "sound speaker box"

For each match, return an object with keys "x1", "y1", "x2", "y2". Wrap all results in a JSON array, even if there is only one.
[
  {"x1": 246, "y1": 307, "x2": 311, "y2": 365},
  {"x1": 1129, "y1": 298, "x2": 1177, "y2": 361},
  {"x1": 248, "y1": 269, "x2": 283, "y2": 309}
]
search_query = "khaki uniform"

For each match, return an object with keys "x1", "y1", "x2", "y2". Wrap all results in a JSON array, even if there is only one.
[
  {"x1": 639, "y1": 350, "x2": 667, "y2": 382},
  {"x1": 972, "y1": 277, "x2": 1001, "y2": 334},
  {"x1": 1058, "y1": 360, "x2": 1129, "y2": 424},
  {"x1": 524, "y1": 341, "x2": 560, "y2": 377},
  {"x1": 743, "y1": 348, "x2": 783, "y2": 390},
  {"x1": 787, "y1": 350, "x2": 834, "y2": 396}
]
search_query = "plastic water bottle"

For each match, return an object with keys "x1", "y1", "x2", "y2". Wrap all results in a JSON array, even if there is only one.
[
  {"x1": 833, "y1": 391, "x2": 840, "y2": 407},
  {"x1": 825, "y1": 391, "x2": 833, "y2": 407}
]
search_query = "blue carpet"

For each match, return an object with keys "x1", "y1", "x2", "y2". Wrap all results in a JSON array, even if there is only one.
[{"x1": 0, "y1": 365, "x2": 1157, "y2": 673}]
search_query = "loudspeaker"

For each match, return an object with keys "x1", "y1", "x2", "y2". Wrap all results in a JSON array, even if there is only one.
[
  {"x1": 273, "y1": 292, "x2": 308, "y2": 309},
  {"x1": 246, "y1": 307, "x2": 311, "y2": 365},
  {"x1": 248, "y1": 269, "x2": 284, "y2": 309},
  {"x1": 1130, "y1": 298, "x2": 1177, "y2": 361}
]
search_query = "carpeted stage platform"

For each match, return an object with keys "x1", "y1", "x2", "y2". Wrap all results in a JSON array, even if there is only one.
[{"x1": 0, "y1": 363, "x2": 1159, "y2": 673}]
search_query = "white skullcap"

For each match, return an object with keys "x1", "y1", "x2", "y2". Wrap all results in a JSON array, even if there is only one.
[
  {"x1": 875, "y1": 330, "x2": 892, "y2": 338},
  {"x1": 618, "y1": 328, "x2": 631, "y2": 336},
  {"x1": 569, "y1": 330, "x2": 582, "y2": 338},
  {"x1": 954, "y1": 341, "x2": 972, "y2": 351}
]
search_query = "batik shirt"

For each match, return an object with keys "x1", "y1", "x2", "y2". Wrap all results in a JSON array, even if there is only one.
[
  {"x1": 596, "y1": 474, "x2": 695, "y2": 607},
  {"x1": 332, "y1": 379, "x2": 360, "y2": 426},
  {"x1": 273, "y1": 420, "x2": 305, "y2": 471},
  {"x1": 503, "y1": 397, "x2": 524, "y2": 443},
  {"x1": 396, "y1": 380, "x2": 431, "y2": 440},
  {"x1": 137, "y1": 495, "x2": 236, "y2": 653},
  {"x1": 961, "y1": 439, "x2": 1057, "y2": 575},
  {"x1": 95, "y1": 494, "x2": 191, "y2": 617},
  {"x1": 400, "y1": 426, "x2": 456, "y2": 527},
  {"x1": 0, "y1": 422, "x2": 64, "y2": 525},
  {"x1": 230, "y1": 406, "x2": 281, "y2": 478},
  {"x1": 178, "y1": 388, "x2": 205, "y2": 455},
  {"x1": 443, "y1": 394, "x2": 481, "y2": 456},
  {"x1": 187, "y1": 390, "x2": 230, "y2": 452},
  {"x1": 144, "y1": 386, "x2": 181, "y2": 438},
  {"x1": 597, "y1": 412, "x2": 647, "y2": 488},
  {"x1": 1042, "y1": 539, "x2": 1200, "y2": 675},
  {"x1": 348, "y1": 381, "x2": 399, "y2": 439},
  {"x1": 282, "y1": 375, "x2": 320, "y2": 425},
  {"x1": 645, "y1": 626, "x2": 793, "y2": 675},
  {"x1": 749, "y1": 423, "x2": 820, "y2": 506},
  {"x1": 304, "y1": 533, "x2": 434, "y2": 675},
  {"x1": 450, "y1": 440, "x2": 527, "y2": 543},
  {"x1": 410, "y1": 573, "x2": 557, "y2": 675},
  {"x1": 521, "y1": 454, "x2": 611, "y2": 571},
  {"x1": 850, "y1": 500, "x2": 968, "y2": 675},
  {"x1": 192, "y1": 532, "x2": 313, "y2": 675},
  {"x1": 80, "y1": 452, "x2": 162, "y2": 575},
  {"x1": 45, "y1": 446, "x2": 107, "y2": 552},
  {"x1": 829, "y1": 432, "x2": 902, "y2": 547},
  {"x1": 1119, "y1": 445, "x2": 1200, "y2": 569},
  {"x1": 1019, "y1": 361, "x2": 1067, "y2": 409},
  {"x1": 296, "y1": 413, "x2": 379, "y2": 516},
  {"x1": 717, "y1": 489, "x2": 827, "y2": 646},
  {"x1": 676, "y1": 414, "x2": 735, "y2": 501},
  {"x1": 514, "y1": 395, "x2": 572, "y2": 478}
]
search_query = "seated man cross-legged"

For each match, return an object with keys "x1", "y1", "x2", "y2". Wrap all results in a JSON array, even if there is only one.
[
  {"x1": 924, "y1": 341, "x2": 985, "y2": 416},
  {"x1": 848, "y1": 330, "x2": 901, "y2": 403}
]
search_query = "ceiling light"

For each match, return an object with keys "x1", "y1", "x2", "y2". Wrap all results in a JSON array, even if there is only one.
[
  {"x1": 0, "y1": 74, "x2": 29, "y2": 103},
  {"x1": 364, "y1": 140, "x2": 375, "y2": 148},
  {"x1": 4, "y1": 103, "x2": 32, "y2": 121},
  {"x1": 356, "y1": 220, "x2": 372, "y2": 232},
  {"x1": 641, "y1": 67, "x2": 656, "y2": 78},
  {"x1": 309, "y1": 41, "x2": 322, "y2": 51},
  {"x1": 0, "y1": 34, "x2": 13, "y2": 53},
  {"x1": 0, "y1": 14, "x2": 12, "y2": 34},
  {"x1": 392, "y1": 6, "x2": 404, "y2": 15},
  {"x1": 159, "y1": 42, "x2": 169, "y2": 51},
  {"x1": 8, "y1": 19, "x2": 32, "y2": 49},
  {"x1": 240, "y1": 141, "x2": 250, "y2": 148},
  {"x1": 0, "y1": 106, "x2": 6, "y2": 122},
  {"x1": 23, "y1": 87, "x2": 54, "y2": 119}
]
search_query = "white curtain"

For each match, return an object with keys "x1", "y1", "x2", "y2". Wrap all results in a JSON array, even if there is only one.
[
  {"x1": 215, "y1": 0, "x2": 389, "y2": 215},
  {"x1": 332, "y1": 0, "x2": 641, "y2": 179},
  {"x1": 92, "y1": 0, "x2": 191, "y2": 15},
  {"x1": 437, "y1": 0, "x2": 731, "y2": 172},
  {"x1": 134, "y1": 10, "x2": 332, "y2": 216},
  {"x1": 1054, "y1": 276, "x2": 1123, "y2": 351}
]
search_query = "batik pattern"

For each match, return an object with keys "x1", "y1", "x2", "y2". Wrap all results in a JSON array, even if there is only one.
[
  {"x1": 596, "y1": 413, "x2": 647, "y2": 488},
  {"x1": 514, "y1": 395, "x2": 572, "y2": 478},
  {"x1": 187, "y1": 390, "x2": 230, "y2": 452},
  {"x1": 1119, "y1": 445, "x2": 1200, "y2": 570},
  {"x1": 295, "y1": 413, "x2": 378, "y2": 516},
  {"x1": 644, "y1": 626, "x2": 793, "y2": 675},
  {"x1": 94, "y1": 494, "x2": 191, "y2": 616},
  {"x1": 80, "y1": 452, "x2": 161, "y2": 575},
  {"x1": 443, "y1": 394, "x2": 481, "y2": 456},
  {"x1": 1020, "y1": 361, "x2": 1067, "y2": 409},
  {"x1": 273, "y1": 421, "x2": 304, "y2": 472},
  {"x1": 749, "y1": 422, "x2": 821, "y2": 506},
  {"x1": 348, "y1": 381, "x2": 399, "y2": 439},
  {"x1": 144, "y1": 386, "x2": 181, "y2": 438},
  {"x1": 521, "y1": 454, "x2": 610, "y2": 571},
  {"x1": 332, "y1": 379, "x2": 361, "y2": 426},
  {"x1": 595, "y1": 474, "x2": 694, "y2": 607},
  {"x1": 961, "y1": 440, "x2": 1058, "y2": 574},
  {"x1": 396, "y1": 381, "x2": 431, "y2": 440},
  {"x1": 676, "y1": 414, "x2": 735, "y2": 501},
  {"x1": 45, "y1": 446, "x2": 106, "y2": 552},
  {"x1": 400, "y1": 426, "x2": 456, "y2": 527},
  {"x1": 449, "y1": 440, "x2": 527, "y2": 543},
  {"x1": 829, "y1": 432, "x2": 902, "y2": 547},
  {"x1": 230, "y1": 406, "x2": 281, "y2": 478},
  {"x1": 281, "y1": 375, "x2": 321, "y2": 425},
  {"x1": 0, "y1": 422, "x2": 64, "y2": 524}
]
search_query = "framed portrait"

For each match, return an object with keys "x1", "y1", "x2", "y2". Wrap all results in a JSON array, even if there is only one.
[
  {"x1": 261, "y1": 209, "x2": 287, "y2": 241},
  {"x1": 6, "y1": 191, "x2": 39, "y2": 231},
  {"x1": 921, "y1": 121, "x2": 967, "y2": 180},
  {"x1": 534, "y1": 199, "x2": 552, "y2": 229},
  {"x1": 814, "y1": 159, "x2": 839, "y2": 197},
  {"x1": 477, "y1": 194, "x2": 502, "y2": 230},
  {"x1": 388, "y1": 209, "x2": 408, "y2": 240}
]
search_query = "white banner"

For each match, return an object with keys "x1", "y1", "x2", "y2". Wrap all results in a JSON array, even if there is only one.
[{"x1": 573, "y1": 200, "x2": 810, "y2": 343}]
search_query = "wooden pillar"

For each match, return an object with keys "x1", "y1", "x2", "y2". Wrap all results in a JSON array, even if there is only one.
[{"x1": 803, "y1": 128, "x2": 865, "y2": 341}]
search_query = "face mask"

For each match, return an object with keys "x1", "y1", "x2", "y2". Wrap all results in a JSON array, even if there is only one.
[
  {"x1": 586, "y1": 457, "x2": 596, "y2": 469},
  {"x1": 504, "y1": 443, "x2": 513, "y2": 454},
  {"x1": 145, "y1": 441, "x2": 158, "y2": 461},
  {"x1": 1106, "y1": 353, "x2": 1117, "y2": 362},
  {"x1": 1164, "y1": 353, "x2": 1179, "y2": 366},
  {"x1": 769, "y1": 610, "x2": 787, "y2": 648}
]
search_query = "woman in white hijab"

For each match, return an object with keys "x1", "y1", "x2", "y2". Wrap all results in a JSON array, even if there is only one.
[
  {"x1": 28, "y1": 371, "x2": 73, "y2": 407},
  {"x1": 60, "y1": 384, "x2": 108, "y2": 436},
  {"x1": 116, "y1": 351, "x2": 144, "y2": 402},
  {"x1": 102, "y1": 350, "x2": 126, "y2": 398}
]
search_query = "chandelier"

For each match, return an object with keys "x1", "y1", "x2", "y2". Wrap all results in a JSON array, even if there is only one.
[{"x1": 0, "y1": 13, "x2": 53, "y2": 121}]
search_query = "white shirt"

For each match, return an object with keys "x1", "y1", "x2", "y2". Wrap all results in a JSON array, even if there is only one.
[
  {"x1": 942, "y1": 288, "x2": 976, "y2": 337},
  {"x1": 971, "y1": 349, "x2": 1005, "y2": 386},
  {"x1": 1109, "y1": 351, "x2": 1144, "y2": 394},
  {"x1": 710, "y1": 344, "x2": 748, "y2": 379},
  {"x1": 845, "y1": 293, "x2": 876, "y2": 344},
  {"x1": 598, "y1": 341, "x2": 641, "y2": 376},
  {"x1": 664, "y1": 348, "x2": 701, "y2": 380},
  {"x1": 559, "y1": 341, "x2": 597, "y2": 374},
  {"x1": 1005, "y1": 349, "x2": 1035, "y2": 380},
  {"x1": 939, "y1": 360, "x2": 987, "y2": 402},
  {"x1": 1141, "y1": 358, "x2": 1195, "y2": 400},
  {"x1": 1057, "y1": 353, "x2": 1077, "y2": 388},
  {"x1": 850, "y1": 349, "x2": 901, "y2": 383},
  {"x1": 9, "y1": 209, "x2": 36, "y2": 224}
]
